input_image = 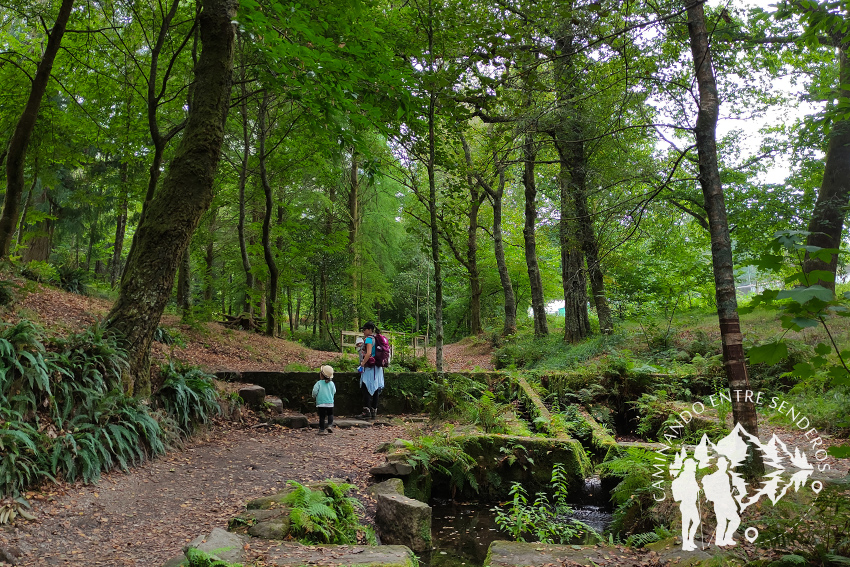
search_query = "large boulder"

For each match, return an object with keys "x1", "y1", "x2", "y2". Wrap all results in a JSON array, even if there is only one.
[
  {"x1": 184, "y1": 528, "x2": 246, "y2": 564},
  {"x1": 369, "y1": 462, "x2": 413, "y2": 476},
  {"x1": 375, "y1": 491, "x2": 431, "y2": 553},
  {"x1": 367, "y1": 478, "x2": 405, "y2": 498},
  {"x1": 239, "y1": 385, "x2": 266, "y2": 409},
  {"x1": 269, "y1": 414, "x2": 309, "y2": 428},
  {"x1": 265, "y1": 396, "x2": 284, "y2": 414}
]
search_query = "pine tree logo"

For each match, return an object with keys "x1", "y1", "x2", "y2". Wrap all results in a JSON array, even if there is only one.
[{"x1": 669, "y1": 423, "x2": 822, "y2": 551}]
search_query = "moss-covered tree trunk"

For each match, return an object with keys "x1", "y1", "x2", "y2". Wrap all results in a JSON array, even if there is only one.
[
  {"x1": 0, "y1": 0, "x2": 75, "y2": 257},
  {"x1": 684, "y1": 0, "x2": 762, "y2": 475},
  {"x1": 106, "y1": 0, "x2": 237, "y2": 395}
]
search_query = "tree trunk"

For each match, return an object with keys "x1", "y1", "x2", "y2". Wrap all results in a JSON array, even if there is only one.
[
  {"x1": 560, "y1": 212, "x2": 591, "y2": 342},
  {"x1": 236, "y1": 30, "x2": 254, "y2": 317},
  {"x1": 490, "y1": 185, "x2": 517, "y2": 336},
  {"x1": 576, "y1": 178, "x2": 613, "y2": 334},
  {"x1": 0, "y1": 0, "x2": 75, "y2": 257},
  {"x1": 428, "y1": 100, "x2": 444, "y2": 369},
  {"x1": 312, "y1": 273, "x2": 318, "y2": 337},
  {"x1": 684, "y1": 0, "x2": 762, "y2": 475},
  {"x1": 86, "y1": 210, "x2": 99, "y2": 273},
  {"x1": 16, "y1": 175, "x2": 37, "y2": 248},
  {"x1": 203, "y1": 208, "x2": 217, "y2": 302},
  {"x1": 258, "y1": 91, "x2": 279, "y2": 337},
  {"x1": 804, "y1": 47, "x2": 850, "y2": 290},
  {"x1": 21, "y1": 187, "x2": 52, "y2": 263},
  {"x1": 111, "y1": 183, "x2": 129, "y2": 288},
  {"x1": 349, "y1": 148, "x2": 360, "y2": 328},
  {"x1": 554, "y1": 141, "x2": 591, "y2": 342},
  {"x1": 523, "y1": 133, "x2": 549, "y2": 337},
  {"x1": 177, "y1": 247, "x2": 191, "y2": 319},
  {"x1": 106, "y1": 0, "x2": 237, "y2": 395},
  {"x1": 467, "y1": 191, "x2": 483, "y2": 335},
  {"x1": 552, "y1": 31, "x2": 591, "y2": 343}
]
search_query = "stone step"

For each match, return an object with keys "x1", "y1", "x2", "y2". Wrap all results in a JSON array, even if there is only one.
[{"x1": 263, "y1": 542, "x2": 416, "y2": 567}]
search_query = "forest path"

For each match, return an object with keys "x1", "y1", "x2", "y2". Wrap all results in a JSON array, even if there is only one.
[
  {"x1": 0, "y1": 422, "x2": 412, "y2": 566},
  {"x1": 426, "y1": 338, "x2": 495, "y2": 371}
]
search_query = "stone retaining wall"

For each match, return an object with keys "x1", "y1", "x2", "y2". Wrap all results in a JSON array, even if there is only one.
[{"x1": 215, "y1": 371, "x2": 500, "y2": 416}]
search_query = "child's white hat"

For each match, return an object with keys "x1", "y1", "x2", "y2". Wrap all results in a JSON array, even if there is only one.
[
  {"x1": 320, "y1": 365, "x2": 334, "y2": 379},
  {"x1": 355, "y1": 337, "x2": 364, "y2": 346}
]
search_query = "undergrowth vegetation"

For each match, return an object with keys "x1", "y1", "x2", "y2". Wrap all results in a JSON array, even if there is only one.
[
  {"x1": 493, "y1": 463, "x2": 599, "y2": 544},
  {"x1": 0, "y1": 320, "x2": 225, "y2": 522},
  {"x1": 282, "y1": 480, "x2": 374, "y2": 545}
]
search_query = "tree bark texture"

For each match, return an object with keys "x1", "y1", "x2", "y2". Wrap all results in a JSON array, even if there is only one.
[
  {"x1": 685, "y1": 0, "x2": 762, "y2": 474},
  {"x1": 557, "y1": 160, "x2": 591, "y2": 343},
  {"x1": 523, "y1": 133, "x2": 549, "y2": 337},
  {"x1": 177, "y1": 247, "x2": 191, "y2": 319},
  {"x1": 259, "y1": 91, "x2": 279, "y2": 337},
  {"x1": 106, "y1": 0, "x2": 237, "y2": 395},
  {"x1": 804, "y1": 46, "x2": 850, "y2": 290},
  {"x1": 576, "y1": 182, "x2": 613, "y2": 334},
  {"x1": 0, "y1": 0, "x2": 75, "y2": 257},
  {"x1": 551, "y1": 31, "x2": 591, "y2": 343},
  {"x1": 111, "y1": 186, "x2": 129, "y2": 288},
  {"x1": 489, "y1": 172, "x2": 517, "y2": 336}
]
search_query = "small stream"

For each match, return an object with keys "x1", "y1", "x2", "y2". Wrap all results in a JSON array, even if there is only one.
[{"x1": 418, "y1": 501, "x2": 613, "y2": 567}]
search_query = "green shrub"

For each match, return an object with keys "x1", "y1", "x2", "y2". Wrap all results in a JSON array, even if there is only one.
[
  {"x1": 493, "y1": 463, "x2": 599, "y2": 544},
  {"x1": 0, "y1": 322, "x2": 218, "y2": 511},
  {"x1": 599, "y1": 448, "x2": 672, "y2": 538},
  {"x1": 0, "y1": 280, "x2": 15, "y2": 306},
  {"x1": 403, "y1": 431, "x2": 479, "y2": 496},
  {"x1": 20, "y1": 260, "x2": 59, "y2": 284},
  {"x1": 153, "y1": 326, "x2": 185, "y2": 347},
  {"x1": 282, "y1": 480, "x2": 371, "y2": 544},
  {"x1": 154, "y1": 362, "x2": 221, "y2": 435},
  {"x1": 465, "y1": 391, "x2": 514, "y2": 434},
  {"x1": 56, "y1": 264, "x2": 89, "y2": 295},
  {"x1": 423, "y1": 374, "x2": 484, "y2": 418}
]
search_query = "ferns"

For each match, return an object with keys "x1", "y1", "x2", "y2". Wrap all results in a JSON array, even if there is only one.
[
  {"x1": 599, "y1": 448, "x2": 668, "y2": 538},
  {"x1": 0, "y1": 321, "x2": 220, "y2": 519},
  {"x1": 403, "y1": 432, "x2": 479, "y2": 495},
  {"x1": 282, "y1": 481, "x2": 368, "y2": 544},
  {"x1": 154, "y1": 362, "x2": 221, "y2": 435}
]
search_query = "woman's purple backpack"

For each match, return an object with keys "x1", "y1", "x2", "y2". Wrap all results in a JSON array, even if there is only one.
[{"x1": 373, "y1": 333, "x2": 390, "y2": 367}]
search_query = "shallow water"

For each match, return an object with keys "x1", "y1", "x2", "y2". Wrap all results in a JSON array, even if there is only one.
[{"x1": 418, "y1": 503, "x2": 613, "y2": 567}]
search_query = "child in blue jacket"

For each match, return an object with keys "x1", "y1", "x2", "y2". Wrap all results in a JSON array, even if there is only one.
[{"x1": 312, "y1": 365, "x2": 336, "y2": 434}]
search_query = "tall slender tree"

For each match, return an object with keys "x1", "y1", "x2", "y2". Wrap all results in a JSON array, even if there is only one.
[{"x1": 683, "y1": 0, "x2": 762, "y2": 474}]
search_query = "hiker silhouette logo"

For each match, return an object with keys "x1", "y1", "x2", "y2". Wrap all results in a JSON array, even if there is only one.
[{"x1": 668, "y1": 423, "x2": 824, "y2": 551}]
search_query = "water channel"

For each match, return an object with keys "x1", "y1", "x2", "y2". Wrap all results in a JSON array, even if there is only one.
[{"x1": 418, "y1": 501, "x2": 614, "y2": 567}]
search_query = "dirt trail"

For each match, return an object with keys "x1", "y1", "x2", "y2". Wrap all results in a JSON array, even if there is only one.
[
  {"x1": 427, "y1": 339, "x2": 495, "y2": 371},
  {"x1": 0, "y1": 423, "x2": 413, "y2": 566}
]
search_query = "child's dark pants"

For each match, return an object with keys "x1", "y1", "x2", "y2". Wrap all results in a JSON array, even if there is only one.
[{"x1": 318, "y1": 407, "x2": 334, "y2": 430}]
